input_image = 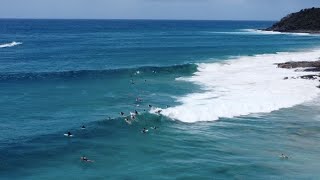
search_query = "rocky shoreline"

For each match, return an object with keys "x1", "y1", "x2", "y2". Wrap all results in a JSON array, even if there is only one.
[
  {"x1": 276, "y1": 60, "x2": 320, "y2": 87},
  {"x1": 266, "y1": 7, "x2": 320, "y2": 34}
]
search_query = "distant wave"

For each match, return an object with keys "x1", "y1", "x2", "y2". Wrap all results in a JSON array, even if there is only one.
[
  {"x1": 161, "y1": 49, "x2": 320, "y2": 123},
  {"x1": 0, "y1": 64, "x2": 197, "y2": 81},
  {"x1": 206, "y1": 29, "x2": 319, "y2": 36},
  {"x1": 242, "y1": 29, "x2": 317, "y2": 36},
  {"x1": 0, "y1": 41, "x2": 22, "y2": 48}
]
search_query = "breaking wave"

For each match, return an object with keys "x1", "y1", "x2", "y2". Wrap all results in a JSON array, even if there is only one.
[
  {"x1": 0, "y1": 41, "x2": 22, "y2": 48},
  {"x1": 161, "y1": 49, "x2": 320, "y2": 122},
  {"x1": 207, "y1": 29, "x2": 319, "y2": 36}
]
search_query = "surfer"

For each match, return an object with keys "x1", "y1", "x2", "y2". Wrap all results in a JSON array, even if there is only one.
[
  {"x1": 65, "y1": 131, "x2": 72, "y2": 137},
  {"x1": 81, "y1": 125, "x2": 86, "y2": 129},
  {"x1": 141, "y1": 128, "x2": 148, "y2": 134},
  {"x1": 120, "y1": 112, "x2": 124, "y2": 116},
  {"x1": 125, "y1": 118, "x2": 131, "y2": 124},
  {"x1": 135, "y1": 110, "x2": 139, "y2": 115},
  {"x1": 148, "y1": 104, "x2": 152, "y2": 108},
  {"x1": 156, "y1": 110, "x2": 162, "y2": 114},
  {"x1": 81, "y1": 155, "x2": 94, "y2": 162},
  {"x1": 280, "y1": 154, "x2": 289, "y2": 159}
]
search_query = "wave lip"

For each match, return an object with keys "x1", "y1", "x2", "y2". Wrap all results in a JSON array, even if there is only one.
[
  {"x1": 161, "y1": 50, "x2": 320, "y2": 123},
  {"x1": 0, "y1": 41, "x2": 22, "y2": 48},
  {"x1": 242, "y1": 29, "x2": 318, "y2": 36},
  {"x1": 0, "y1": 63, "x2": 197, "y2": 81}
]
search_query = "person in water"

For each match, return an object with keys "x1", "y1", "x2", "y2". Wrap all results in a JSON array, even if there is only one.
[
  {"x1": 135, "y1": 110, "x2": 139, "y2": 115},
  {"x1": 120, "y1": 112, "x2": 124, "y2": 116},
  {"x1": 81, "y1": 125, "x2": 86, "y2": 129},
  {"x1": 148, "y1": 104, "x2": 152, "y2": 108},
  {"x1": 81, "y1": 155, "x2": 94, "y2": 162},
  {"x1": 280, "y1": 154, "x2": 289, "y2": 159},
  {"x1": 142, "y1": 128, "x2": 148, "y2": 133}
]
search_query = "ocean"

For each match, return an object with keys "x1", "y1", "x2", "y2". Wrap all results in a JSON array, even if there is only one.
[{"x1": 1, "y1": 19, "x2": 320, "y2": 179}]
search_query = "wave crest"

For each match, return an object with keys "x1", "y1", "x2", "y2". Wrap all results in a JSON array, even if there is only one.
[
  {"x1": 0, "y1": 41, "x2": 22, "y2": 48},
  {"x1": 0, "y1": 64, "x2": 197, "y2": 81},
  {"x1": 207, "y1": 29, "x2": 319, "y2": 36}
]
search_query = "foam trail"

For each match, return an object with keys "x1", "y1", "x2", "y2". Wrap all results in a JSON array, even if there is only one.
[
  {"x1": 242, "y1": 29, "x2": 317, "y2": 36},
  {"x1": 208, "y1": 29, "x2": 318, "y2": 36},
  {"x1": 0, "y1": 41, "x2": 22, "y2": 48},
  {"x1": 161, "y1": 49, "x2": 320, "y2": 123}
]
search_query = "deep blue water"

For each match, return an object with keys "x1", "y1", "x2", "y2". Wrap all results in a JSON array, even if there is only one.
[{"x1": 1, "y1": 20, "x2": 320, "y2": 179}]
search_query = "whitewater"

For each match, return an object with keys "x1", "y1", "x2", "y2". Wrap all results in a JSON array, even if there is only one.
[
  {"x1": 162, "y1": 49, "x2": 320, "y2": 122},
  {"x1": 0, "y1": 41, "x2": 22, "y2": 48},
  {"x1": 209, "y1": 29, "x2": 320, "y2": 36}
]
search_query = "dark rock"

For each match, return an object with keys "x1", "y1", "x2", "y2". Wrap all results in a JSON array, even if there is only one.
[
  {"x1": 304, "y1": 67, "x2": 320, "y2": 72},
  {"x1": 299, "y1": 75, "x2": 319, "y2": 80},
  {"x1": 266, "y1": 7, "x2": 320, "y2": 33},
  {"x1": 276, "y1": 60, "x2": 320, "y2": 87},
  {"x1": 276, "y1": 61, "x2": 320, "y2": 69}
]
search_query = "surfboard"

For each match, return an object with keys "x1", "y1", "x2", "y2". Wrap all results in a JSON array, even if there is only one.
[
  {"x1": 64, "y1": 134, "x2": 73, "y2": 137},
  {"x1": 141, "y1": 129, "x2": 149, "y2": 133}
]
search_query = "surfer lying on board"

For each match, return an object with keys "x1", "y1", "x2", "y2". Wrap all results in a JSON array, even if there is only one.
[
  {"x1": 141, "y1": 128, "x2": 148, "y2": 133},
  {"x1": 67, "y1": 132, "x2": 72, "y2": 136},
  {"x1": 280, "y1": 154, "x2": 289, "y2": 159},
  {"x1": 125, "y1": 118, "x2": 132, "y2": 125},
  {"x1": 81, "y1": 155, "x2": 94, "y2": 162}
]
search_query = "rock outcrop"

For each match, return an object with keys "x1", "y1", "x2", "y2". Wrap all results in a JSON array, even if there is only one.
[
  {"x1": 276, "y1": 61, "x2": 320, "y2": 69},
  {"x1": 276, "y1": 60, "x2": 320, "y2": 82},
  {"x1": 266, "y1": 7, "x2": 320, "y2": 33}
]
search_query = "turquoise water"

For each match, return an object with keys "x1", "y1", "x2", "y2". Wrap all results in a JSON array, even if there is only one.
[{"x1": 1, "y1": 20, "x2": 320, "y2": 179}]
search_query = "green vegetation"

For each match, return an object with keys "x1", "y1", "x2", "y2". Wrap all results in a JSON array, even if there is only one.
[{"x1": 266, "y1": 7, "x2": 320, "y2": 33}]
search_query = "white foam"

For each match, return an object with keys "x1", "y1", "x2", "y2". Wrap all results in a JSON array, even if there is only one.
[
  {"x1": 207, "y1": 29, "x2": 318, "y2": 36},
  {"x1": 161, "y1": 49, "x2": 320, "y2": 123},
  {"x1": 242, "y1": 29, "x2": 317, "y2": 36},
  {"x1": 0, "y1": 41, "x2": 22, "y2": 48}
]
